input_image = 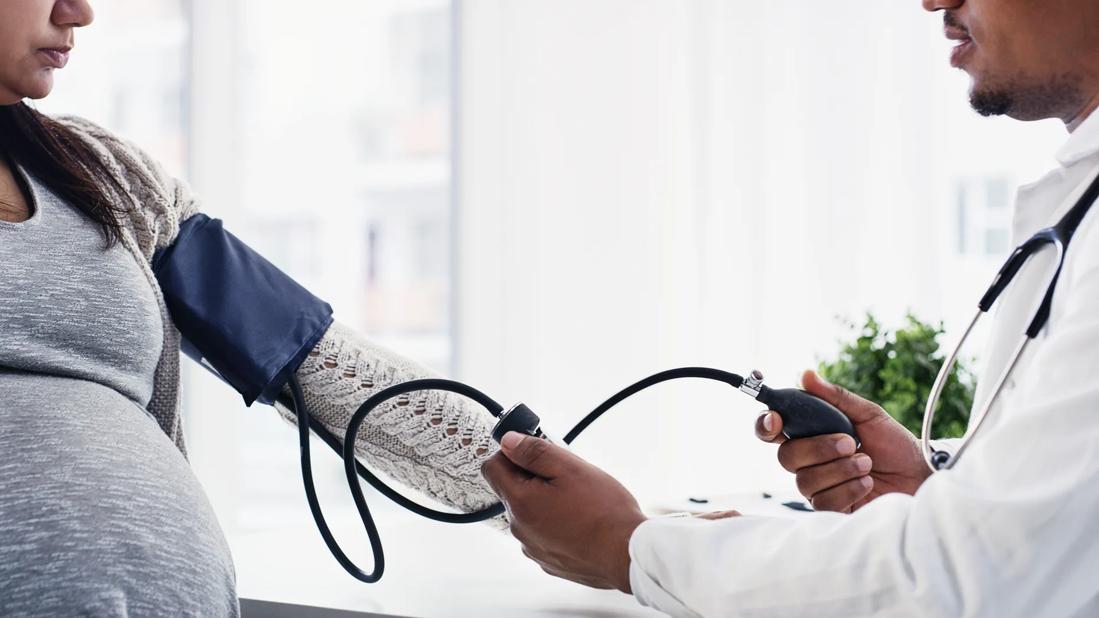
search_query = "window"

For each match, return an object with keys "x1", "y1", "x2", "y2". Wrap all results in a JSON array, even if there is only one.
[
  {"x1": 37, "y1": 0, "x2": 458, "y2": 555},
  {"x1": 225, "y1": 0, "x2": 457, "y2": 532},
  {"x1": 956, "y1": 175, "x2": 1014, "y2": 256},
  {"x1": 235, "y1": 0, "x2": 454, "y2": 366}
]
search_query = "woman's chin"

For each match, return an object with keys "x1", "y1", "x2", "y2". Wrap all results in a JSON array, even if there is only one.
[
  {"x1": 11, "y1": 72, "x2": 56, "y2": 101},
  {"x1": 26, "y1": 76, "x2": 55, "y2": 99}
]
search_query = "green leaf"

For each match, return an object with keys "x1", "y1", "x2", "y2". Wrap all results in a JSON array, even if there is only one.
[{"x1": 817, "y1": 312, "x2": 975, "y2": 438}]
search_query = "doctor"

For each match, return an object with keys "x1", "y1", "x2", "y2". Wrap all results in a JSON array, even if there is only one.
[{"x1": 481, "y1": 0, "x2": 1099, "y2": 615}]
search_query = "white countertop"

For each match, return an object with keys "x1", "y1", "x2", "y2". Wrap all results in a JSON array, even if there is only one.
[
  {"x1": 231, "y1": 504, "x2": 660, "y2": 617},
  {"x1": 231, "y1": 491, "x2": 808, "y2": 617}
]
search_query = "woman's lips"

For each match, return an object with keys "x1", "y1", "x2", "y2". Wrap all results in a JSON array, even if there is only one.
[
  {"x1": 949, "y1": 38, "x2": 973, "y2": 68},
  {"x1": 37, "y1": 48, "x2": 70, "y2": 69}
]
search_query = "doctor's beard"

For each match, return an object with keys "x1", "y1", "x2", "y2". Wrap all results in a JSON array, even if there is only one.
[{"x1": 970, "y1": 71, "x2": 1084, "y2": 121}]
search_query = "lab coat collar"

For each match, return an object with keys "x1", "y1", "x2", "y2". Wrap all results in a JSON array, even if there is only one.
[
  {"x1": 1014, "y1": 108, "x2": 1099, "y2": 249},
  {"x1": 1055, "y1": 107, "x2": 1099, "y2": 167}
]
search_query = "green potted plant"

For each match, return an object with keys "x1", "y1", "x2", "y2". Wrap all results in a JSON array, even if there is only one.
[{"x1": 817, "y1": 313, "x2": 975, "y2": 439}]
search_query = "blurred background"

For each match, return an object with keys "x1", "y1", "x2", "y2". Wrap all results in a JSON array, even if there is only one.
[{"x1": 36, "y1": 0, "x2": 1067, "y2": 611}]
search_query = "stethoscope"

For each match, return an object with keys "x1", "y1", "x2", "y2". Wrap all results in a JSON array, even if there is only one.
[{"x1": 921, "y1": 169, "x2": 1099, "y2": 472}]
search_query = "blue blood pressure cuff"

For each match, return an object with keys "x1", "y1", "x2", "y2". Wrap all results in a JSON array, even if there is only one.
[{"x1": 152, "y1": 214, "x2": 334, "y2": 406}]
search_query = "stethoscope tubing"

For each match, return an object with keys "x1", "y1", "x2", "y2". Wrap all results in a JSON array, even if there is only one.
[
  {"x1": 285, "y1": 368, "x2": 746, "y2": 583},
  {"x1": 922, "y1": 170, "x2": 1097, "y2": 471}
]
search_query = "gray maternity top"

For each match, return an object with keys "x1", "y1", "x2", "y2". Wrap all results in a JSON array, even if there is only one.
[{"x1": 0, "y1": 164, "x2": 238, "y2": 616}]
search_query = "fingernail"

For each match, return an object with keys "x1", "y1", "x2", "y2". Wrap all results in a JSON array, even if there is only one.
[
  {"x1": 835, "y1": 436, "x2": 855, "y2": 455},
  {"x1": 860, "y1": 476, "x2": 873, "y2": 490},
  {"x1": 501, "y1": 431, "x2": 526, "y2": 450},
  {"x1": 762, "y1": 412, "x2": 774, "y2": 433},
  {"x1": 855, "y1": 454, "x2": 872, "y2": 473}
]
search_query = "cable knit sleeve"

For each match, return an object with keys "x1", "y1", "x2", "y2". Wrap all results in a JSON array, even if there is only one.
[{"x1": 274, "y1": 320, "x2": 508, "y2": 529}]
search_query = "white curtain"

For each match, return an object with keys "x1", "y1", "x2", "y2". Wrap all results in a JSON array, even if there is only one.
[{"x1": 455, "y1": 0, "x2": 1064, "y2": 501}]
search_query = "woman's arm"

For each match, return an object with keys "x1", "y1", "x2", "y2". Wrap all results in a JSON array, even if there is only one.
[
  {"x1": 56, "y1": 114, "x2": 506, "y2": 526},
  {"x1": 274, "y1": 320, "x2": 507, "y2": 527}
]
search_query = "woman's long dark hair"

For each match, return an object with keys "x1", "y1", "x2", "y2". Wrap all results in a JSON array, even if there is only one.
[{"x1": 0, "y1": 102, "x2": 127, "y2": 246}]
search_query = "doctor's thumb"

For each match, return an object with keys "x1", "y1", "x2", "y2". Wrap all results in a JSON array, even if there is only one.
[
  {"x1": 499, "y1": 431, "x2": 575, "y2": 480},
  {"x1": 800, "y1": 370, "x2": 888, "y2": 424}
]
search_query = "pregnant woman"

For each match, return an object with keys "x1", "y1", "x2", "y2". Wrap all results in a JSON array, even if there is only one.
[{"x1": 0, "y1": 1, "x2": 501, "y2": 615}]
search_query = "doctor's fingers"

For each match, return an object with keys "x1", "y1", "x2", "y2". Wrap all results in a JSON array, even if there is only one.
[
  {"x1": 795, "y1": 454, "x2": 873, "y2": 500},
  {"x1": 481, "y1": 451, "x2": 534, "y2": 500},
  {"x1": 800, "y1": 370, "x2": 888, "y2": 424},
  {"x1": 777, "y1": 433, "x2": 858, "y2": 473},
  {"x1": 755, "y1": 411, "x2": 786, "y2": 444},
  {"x1": 809, "y1": 474, "x2": 874, "y2": 513}
]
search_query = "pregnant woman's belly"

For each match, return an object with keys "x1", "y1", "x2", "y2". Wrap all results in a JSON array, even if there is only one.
[{"x1": 0, "y1": 371, "x2": 237, "y2": 617}]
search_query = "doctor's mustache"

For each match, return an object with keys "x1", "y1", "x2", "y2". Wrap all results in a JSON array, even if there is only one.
[{"x1": 944, "y1": 10, "x2": 969, "y2": 35}]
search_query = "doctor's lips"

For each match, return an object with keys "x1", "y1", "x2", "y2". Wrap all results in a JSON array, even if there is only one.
[
  {"x1": 37, "y1": 46, "x2": 72, "y2": 69},
  {"x1": 943, "y1": 15, "x2": 973, "y2": 68}
]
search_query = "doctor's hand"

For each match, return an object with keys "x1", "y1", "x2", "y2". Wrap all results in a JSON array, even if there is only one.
[
  {"x1": 755, "y1": 370, "x2": 931, "y2": 513},
  {"x1": 480, "y1": 432, "x2": 648, "y2": 594}
]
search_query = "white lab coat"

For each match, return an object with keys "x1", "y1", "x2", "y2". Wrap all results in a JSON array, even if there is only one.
[{"x1": 628, "y1": 111, "x2": 1099, "y2": 618}]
